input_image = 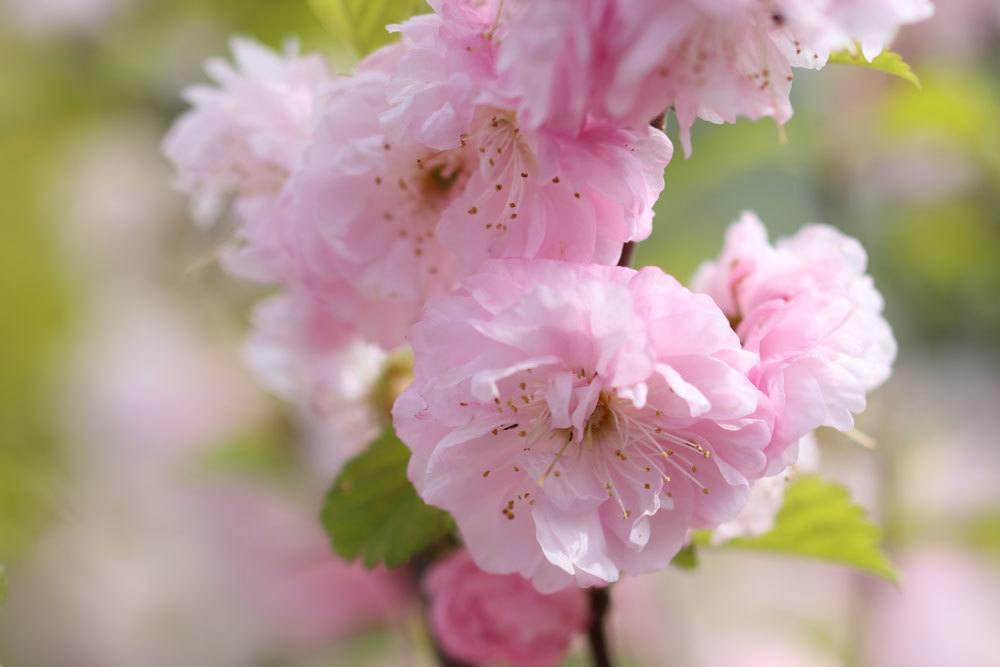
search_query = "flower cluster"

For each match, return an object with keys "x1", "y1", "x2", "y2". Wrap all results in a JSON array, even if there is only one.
[
  {"x1": 498, "y1": 0, "x2": 933, "y2": 154},
  {"x1": 164, "y1": 0, "x2": 919, "y2": 657}
]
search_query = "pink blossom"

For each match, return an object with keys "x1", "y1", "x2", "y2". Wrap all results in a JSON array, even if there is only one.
[
  {"x1": 497, "y1": 0, "x2": 933, "y2": 154},
  {"x1": 287, "y1": 16, "x2": 671, "y2": 346},
  {"x1": 163, "y1": 37, "x2": 329, "y2": 226},
  {"x1": 711, "y1": 431, "x2": 819, "y2": 543},
  {"x1": 244, "y1": 291, "x2": 387, "y2": 480},
  {"x1": 216, "y1": 194, "x2": 298, "y2": 284},
  {"x1": 692, "y1": 213, "x2": 896, "y2": 471},
  {"x1": 425, "y1": 549, "x2": 588, "y2": 667},
  {"x1": 385, "y1": 4, "x2": 672, "y2": 271},
  {"x1": 395, "y1": 259, "x2": 773, "y2": 591},
  {"x1": 435, "y1": 113, "x2": 671, "y2": 274},
  {"x1": 830, "y1": 0, "x2": 935, "y2": 60},
  {"x1": 286, "y1": 68, "x2": 461, "y2": 348}
]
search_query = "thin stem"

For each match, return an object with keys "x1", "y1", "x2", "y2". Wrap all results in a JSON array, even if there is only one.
[
  {"x1": 411, "y1": 546, "x2": 479, "y2": 667},
  {"x1": 586, "y1": 587, "x2": 615, "y2": 667},
  {"x1": 618, "y1": 111, "x2": 667, "y2": 272},
  {"x1": 433, "y1": 645, "x2": 476, "y2": 667},
  {"x1": 617, "y1": 242, "x2": 635, "y2": 267}
]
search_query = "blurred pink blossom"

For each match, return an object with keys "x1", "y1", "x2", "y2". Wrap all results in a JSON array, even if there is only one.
[
  {"x1": 66, "y1": 294, "x2": 267, "y2": 470},
  {"x1": 244, "y1": 290, "x2": 386, "y2": 481},
  {"x1": 497, "y1": 0, "x2": 932, "y2": 154},
  {"x1": 163, "y1": 37, "x2": 330, "y2": 228},
  {"x1": 426, "y1": 549, "x2": 588, "y2": 667},
  {"x1": 206, "y1": 483, "x2": 412, "y2": 651},
  {"x1": 865, "y1": 549, "x2": 1000, "y2": 667}
]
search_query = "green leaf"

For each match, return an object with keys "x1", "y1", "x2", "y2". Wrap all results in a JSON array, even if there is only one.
[
  {"x1": 671, "y1": 542, "x2": 699, "y2": 570},
  {"x1": 321, "y1": 428, "x2": 453, "y2": 568},
  {"x1": 722, "y1": 476, "x2": 898, "y2": 582},
  {"x1": 310, "y1": 0, "x2": 427, "y2": 56},
  {"x1": 828, "y1": 49, "x2": 921, "y2": 89}
]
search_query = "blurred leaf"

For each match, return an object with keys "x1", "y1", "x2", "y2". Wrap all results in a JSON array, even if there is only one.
[
  {"x1": 958, "y1": 511, "x2": 1000, "y2": 560},
  {"x1": 828, "y1": 49, "x2": 920, "y2": 88},
  {"x1": 196, "y1": 431, "x2": 298, "y2": 481},
  {"x1": 321, "y1": 428, "x2": 453, "y2": 568},
  {"x1": 310, "y1": 0, "x2": 426, "y2": 56},
  {"x1": 722, "y1": 476, "x2": 898, "y2": 582},
  {"x1": 877, "y1": 69, "x2": 1000, "y2": 177},
  {"x1": 671, "y1": 543, "x2": 699, "y2": 570},
  {"x1": 0, "y1": 119, "x2": 75, "y2": 561},
  {"x1": 0, "y1": 564, "x2": 6, "y2": 604}
]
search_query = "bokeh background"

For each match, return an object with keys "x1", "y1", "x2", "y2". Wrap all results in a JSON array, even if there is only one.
[{"x1": 1, "y1": 1, "x2": 998, "y2": 666}]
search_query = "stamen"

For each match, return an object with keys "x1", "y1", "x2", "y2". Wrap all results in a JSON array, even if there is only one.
[{"x1": 538, "y1": 432, "x2": 573, "y2": 487}]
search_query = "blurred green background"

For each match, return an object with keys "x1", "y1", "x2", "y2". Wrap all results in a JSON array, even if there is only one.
[{"x1": 1, "y1": 1, "x2": 998, "y2": 666}]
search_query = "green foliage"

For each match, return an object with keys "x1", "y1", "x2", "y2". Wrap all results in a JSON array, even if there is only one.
[
  {"x1": 958, "y1": 511, "x2": 1000, "y2": 561},
  {"x1": 878, "y1": 69, "x2": 1000, "y2": 174},
  {"x1": 722, "y1": 477, "x2": 898, "y2": 582},
  {"x1": 828, "y1": 49, "x2": 920, "y2": 88},
  {"x1": 310, "y1": 0, "x2": 426, "y2": 56},
  {"x1": 196, "y1": 430, "x2": 299, "y2": 482},
  {"x1": 671, "y1": 542, "x2": 699, "y2": 570},
  {"x1": 0, "y1": 121, "x2": 74, "y2": 562},
  {"x1": 321, "y1": 429, "x2": 453, "y2": 568}
]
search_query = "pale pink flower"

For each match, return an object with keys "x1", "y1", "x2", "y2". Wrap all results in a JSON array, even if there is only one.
[
  {"x1": 436, "y1": 112, "x2": 671, "y2": 274},
  {"x1": 163, "y1": 37, "x2": 329, "y2": 226},
  {"x1": 425, "y1": 549, "x2": 588, "y2": 667},
  {"x1": 286, "y1": 68, "x2": 461, "y2": 348},
  {"x1": 830, "y1": 0, "x2": 935, "y2": 60},
  {"x1": 711, "y1": 431, "x2": 819, "y2": 543},
  {"x1": 216, "y1": 194, "x2": 297, "y2": 284},
  {"x1": 498, "y1": 0, "x2": 933, "y2": 154},
  {"x1": 395, "y1": 259, "x2": 773, "y2": 591},
  {"x1": 244, "y1": 291, "x2": 365, "y2": 412},
  {"x1": 244, "y1": 291, "x2": 386, "y2": 480},
  {"x1": 692, "y1": 213, "x2": 896, "y2": 470},
  {"x1": 288, "y1": 17, "x2": 671, "y2": 346},
  {"x1": 385, "y1": 4, "x2": 672, "y2": 270}
]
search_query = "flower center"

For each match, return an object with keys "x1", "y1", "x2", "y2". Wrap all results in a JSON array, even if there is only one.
[
  {"x1": 584, "y1": 392, "x2": 615, "y2": 442},
  {"x1": 415, "y1": 152, "x2": 465, "y2": 206}
]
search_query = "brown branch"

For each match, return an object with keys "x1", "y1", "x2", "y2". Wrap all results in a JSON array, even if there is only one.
[
  {"x1": 586, "y1": 587, "x2": 615, "y2": 667},
  {"x1": 617, "y1": 242, "x2": 635, "y2": 268},
  {"x1": 410, "y1": 546, "x2": 479, "y2": 667}
]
